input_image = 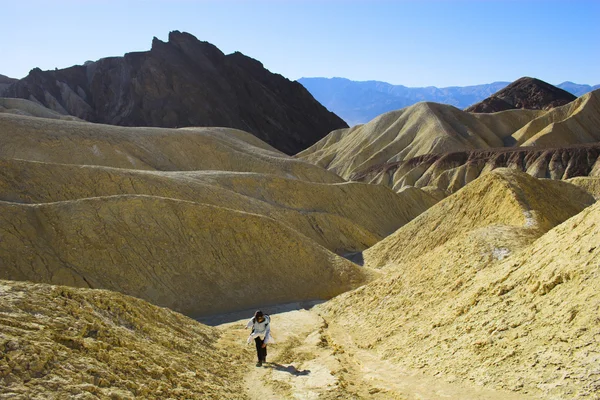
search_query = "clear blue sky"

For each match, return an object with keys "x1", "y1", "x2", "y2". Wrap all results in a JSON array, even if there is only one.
[{"x1": 1, "y1": 0, "x2": 598, "y2": 87}]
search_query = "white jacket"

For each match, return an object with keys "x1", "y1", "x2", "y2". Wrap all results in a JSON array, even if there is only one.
[{"x1": 246, "y1": 315, "x2": 274, "y2": 344}]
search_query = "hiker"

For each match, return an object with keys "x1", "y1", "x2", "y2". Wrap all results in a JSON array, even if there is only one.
[{"x1": 246, "y1": 310, "x2": 273, "y2": 366}]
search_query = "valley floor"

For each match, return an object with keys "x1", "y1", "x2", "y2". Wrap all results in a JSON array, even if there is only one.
[{"x1": 217, "y1": 307, "x2": 535, "y2": 400}]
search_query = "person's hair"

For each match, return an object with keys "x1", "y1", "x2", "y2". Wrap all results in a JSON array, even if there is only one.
[{"x1": 255, "y1": 310, "x2": 264, "y2": 319}]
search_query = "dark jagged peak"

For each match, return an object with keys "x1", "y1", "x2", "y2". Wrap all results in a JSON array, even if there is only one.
[
  {"x1": 3, "y1": 31, "x2": 347, "y2": 154},
  {"x1": 466, "y1": 77, "x2": 577, "y2": 113}
]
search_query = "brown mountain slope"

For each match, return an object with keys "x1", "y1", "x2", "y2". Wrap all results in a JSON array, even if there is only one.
[
  {"x1": 319, "y1": 196, "x2": 600, "y2": 399},
  {"x1": 465, "y1": 77, "x2": 576, "y2": 113},
  {"x1": 0, "y1": 74, "x2": 16, "y2": 94},
  {"x1": 0, "y1": 280, "x2": 246, "y2": 399},
  {"x1": 300, "y1": 89, "x2": 599, "y2": 189},
  {"x1": 363, "y1": 168, "x2": 595, "y2": 269},
  {"x1": 3, "y1": 31, "x2": 347, "y2": 154}
]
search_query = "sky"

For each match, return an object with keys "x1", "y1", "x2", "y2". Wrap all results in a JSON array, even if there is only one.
[{"x1": 1, "y1": 0, "x2": 598, "y2": 87}]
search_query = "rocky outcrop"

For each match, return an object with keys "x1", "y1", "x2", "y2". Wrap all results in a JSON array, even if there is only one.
[
  {"x1": 3, "y1": 31, "x2": 347, "y2": 154},
  {"x1": 0, "y1": 279, "x2": 246, "y2": 399},
  {"x1": 465, "y1": 77, "x2": 576, "y2": 113},
  {"x1": 353, "y1": 144, "x2": 600, "y2": 194}
]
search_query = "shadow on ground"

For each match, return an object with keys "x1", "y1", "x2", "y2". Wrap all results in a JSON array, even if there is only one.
[{"x1": 264, "y1": 363, "x2": 311, "y2": 376}]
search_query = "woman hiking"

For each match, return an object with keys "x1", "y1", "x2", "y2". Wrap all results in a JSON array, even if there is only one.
[{"x1": 246, "y1": 310, "x2": 273, "y2": 366}]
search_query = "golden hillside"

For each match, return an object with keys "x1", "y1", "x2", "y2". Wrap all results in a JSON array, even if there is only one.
[
  {"x1": 299, "y1": 90, "x2": 600, "y2": 192},
  {"x1": 0, "y1": 194, "x2": 372, "y2": 316},
  {"x1": 0, "y1": 97, "x2": 81, "y2": 121},
  {"x1": 364, "y1": 168, "x2": 595, "y2": 269},
  {"x1": 0, "y1": 279, "x2": 246, "y2": 399},
  {"x1": 320, "y1": 176, "x2": 600, "y2": 399},
  {"x1": 0, "y1": 113, "x2": 341, "y2": 182},
  {"x1": 0, "y1": 158, "x2": 434, "y2": 254},
  {"x1": 0, "y1": 113, "x2": 439, "y2": 317},
  {"x1": 297, "y1": 101, "x2": 540, "y2": 179},
  {"x1": 511, "y1": 89, "x2": 600, "y2": 146}
]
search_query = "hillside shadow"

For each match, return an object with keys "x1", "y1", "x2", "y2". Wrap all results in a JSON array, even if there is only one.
[
  {"x1": 263, "y1": 363, "x2": 311, "y2": 376},
  {"x1": 343, "y1": 251, "x2": 364, "y2": 266},
  {"x1": 197, "y1": 300, "x2": 323, "y2": 326}
]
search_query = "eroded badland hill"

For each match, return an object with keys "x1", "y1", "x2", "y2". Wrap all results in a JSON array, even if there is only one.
[{"x1": 1, "y1": 76, "x2": 600, "y2": 399}]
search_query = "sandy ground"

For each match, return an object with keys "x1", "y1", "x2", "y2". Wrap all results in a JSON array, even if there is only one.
[{"x1": 217, "y1": 307, "x2": 535, "y2": 400}]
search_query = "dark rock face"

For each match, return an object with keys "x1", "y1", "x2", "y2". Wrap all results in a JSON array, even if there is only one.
[
  {"x1": 0, "y1": 74, "x2": 17, "y2": 95},
  {"x1": 353, "y1": 144, "x2": 600, "y2": 192},
  {"x1": 465, "y1": 77, "x2": 577, "y2": 113},
  {"x1": 3, "y1": 31, "x2": 347, "y2": 154}
]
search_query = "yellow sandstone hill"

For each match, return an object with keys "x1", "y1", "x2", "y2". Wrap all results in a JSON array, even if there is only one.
[
  {"x1": 298, "y1": 90, "x2": 600, "y2": 193},
  {"x1": 0, "y1": 113, "x2": 439, "y2": 317},
  {"x1": 0, "y1": 158, "x2": 435, "y2": 254},
  {"x1": 0, "y1": 113, "x2": 341, "y2": 182},
  {"x1": 0, "y1": 195, "x2": 372, "y2": 316},
  {"x1": 0, "y1": 279, "x2": 246, "y2": 399},
  {"x1": 511, "y1": 89, "x2": 600, "y2": 146},
  {"x1": 363, "y1": 168, "x2": 595, "y2": 269},
  {"x1": 297, "y1": 101, "x2": 540, "y2": 179},
  {"x1": 320, "y1": 172, "x2": 600, "y2": 399}
]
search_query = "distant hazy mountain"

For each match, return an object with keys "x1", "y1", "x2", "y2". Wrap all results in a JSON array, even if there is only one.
[
  {"x1": 557, "y1": 81, "x2": 600, "y2": 97},
  {"x1": 298, "y1": 77, "x2": 598, "y2": 125}
]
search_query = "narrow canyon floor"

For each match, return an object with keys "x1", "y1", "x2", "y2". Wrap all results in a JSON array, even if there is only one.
[{"x1": 216, "y1": 307, "x2": 535, "y2": 400}]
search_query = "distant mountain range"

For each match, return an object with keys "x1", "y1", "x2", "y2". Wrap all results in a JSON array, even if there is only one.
[{"x1": 298, "y1": 77, "x2": 600, "y2": 125}]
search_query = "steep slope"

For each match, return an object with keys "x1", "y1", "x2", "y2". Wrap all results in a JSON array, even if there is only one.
[
  {"x1": 466, "y1": 77, "x2": 576, "y2": 113},
  {"x1": 363, "y1": 169, "x2": 595, "y2": 269},
  {"x1": 3, "y1": 31, "x2": 347, "y2": 154},
  {"x1": 0, "y1": 195, "x2": 371, "y2": 316},
  {"x1": 511, "y1": 89, "x2": 600, "y2": 146},
  {"x1": 355, "y1": 144, "x2": 600, "y2": 194},
  {"x1": 320, "y1": 197, "x2": 600, "y2": 399},
  {"x1": 0, "y1": 280, "x2": 246, "y2": 399},
  {"x1": 0, "y1": 74, "x2": 16, "y2": 94},
  {"x1": 297, "y1": 101, "x2": 536, "y2": 180}
]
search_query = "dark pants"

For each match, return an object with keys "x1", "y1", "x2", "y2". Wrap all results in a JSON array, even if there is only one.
[{"x1": 254, "y1": 337, "x2": 267, "y2": 362}]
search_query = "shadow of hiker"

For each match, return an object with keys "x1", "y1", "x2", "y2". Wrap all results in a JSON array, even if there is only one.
[{"x1": 264, "y1": 363, "x2": 310, "y2": 376}]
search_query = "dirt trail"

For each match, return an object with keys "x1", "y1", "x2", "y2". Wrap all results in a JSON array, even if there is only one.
[{"x1": 217, "y1": 307, "x2": 535, "y2": 400}]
